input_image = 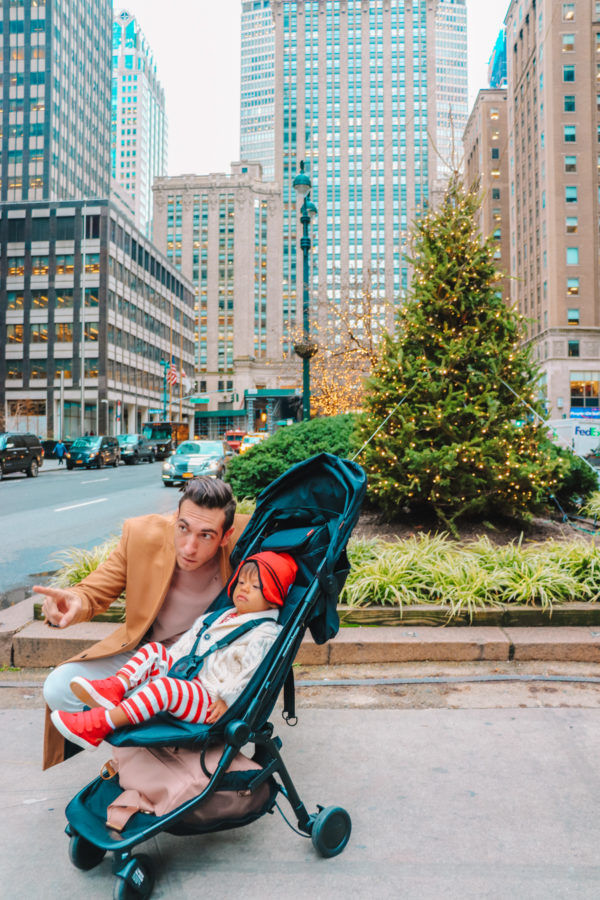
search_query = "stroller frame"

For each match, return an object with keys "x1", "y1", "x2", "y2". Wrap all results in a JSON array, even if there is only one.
[{"x1": 62, "y1": 453, "x2": 366, "y2": 899}]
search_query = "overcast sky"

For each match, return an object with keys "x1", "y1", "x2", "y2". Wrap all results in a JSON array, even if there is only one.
[{"x1": 115, "y1": 0, "x2": 510, "y2": 176}]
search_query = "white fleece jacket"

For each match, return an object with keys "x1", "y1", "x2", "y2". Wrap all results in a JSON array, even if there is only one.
[{"x1": 169, "y1": 607, "x2": 281, "y2": 708}]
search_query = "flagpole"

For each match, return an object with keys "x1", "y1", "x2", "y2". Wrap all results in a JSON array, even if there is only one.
[
  {"x1": 179, "y1": 326, "x2": 183, "y2": 423},
  {"x1": 168, "y1": 300, "x2": 173, "y2": 423}
]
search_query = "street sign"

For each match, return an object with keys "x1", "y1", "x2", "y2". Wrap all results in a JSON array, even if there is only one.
[
  {"x1": 148, "y1": 409, "x2": 163, "y2": 414},
  {"x1": 190, "y1": 397, "x2": 210, "y2": 404}
]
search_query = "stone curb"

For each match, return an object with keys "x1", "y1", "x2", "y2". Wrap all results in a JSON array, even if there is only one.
[{"x1": 6, "y1": 596, "x2": 600, "y2": 667}]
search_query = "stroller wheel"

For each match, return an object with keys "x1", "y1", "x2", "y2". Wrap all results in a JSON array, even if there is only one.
[
  {"x1": 68, "y1": 833, "x2": 106, "y2": 870},
  {"x1": 311, "y1": 805, "x2": 352, "y2": 858},
  {"x1": 113, "y1": 854, "x2": 155, "y2": 900}
]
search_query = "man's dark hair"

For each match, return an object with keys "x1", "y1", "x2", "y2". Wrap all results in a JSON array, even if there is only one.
[{"x1": 178, "y1": 477, "x2": 237, "y2": 532}]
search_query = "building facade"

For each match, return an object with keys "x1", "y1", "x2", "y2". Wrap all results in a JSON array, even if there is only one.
[
  {"x1": 0, "y1": 199, "x2": 195, "y2": 438},
  {"x1": 272, "y1": 0, "x2": 467, "y2": 367},
  {"x1": 112, "y1": 9, "x2": 168, "y2": 238},
  {"x1": 463, "y1": 88, "x2": 510, "y2": 301},
  {"x1": 506, "y1": 0, "x2": 600, "y2": 419},
  {"x1": 0, "y1": 0, "x2": 112, "y2": 203},
  {"x1": 240, "y1": 0, "x2": 276, "y2": 181},
  {"x1": 152, "y1": 164, "x2": 292, "y2": 436},
  {"x1": 434, "y1": 0, "x2": 469, "y2": 192}
]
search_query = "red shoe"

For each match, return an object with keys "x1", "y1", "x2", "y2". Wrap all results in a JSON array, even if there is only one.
[
  {"x1": 70, "y1": 675, "x2": 126, "y2": 710},
  {"x1": 51, "y1": 707, "x2": 113, "y2": 750}
]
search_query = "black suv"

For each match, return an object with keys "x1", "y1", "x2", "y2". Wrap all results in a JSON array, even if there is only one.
[
  {"x1": 66, "y1": 436, "x2": 120, "y2": 469},
  {"x1": 117, "y1": 433, "x2": 156, "y2": 464},
  {"x1": 0, "y1": 432, "x2": 44, "y2": 479}
]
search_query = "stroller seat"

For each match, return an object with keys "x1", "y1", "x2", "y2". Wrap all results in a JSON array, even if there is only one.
[{"x1": 62, "y1": 453, "x2": 366, "y2": 899}]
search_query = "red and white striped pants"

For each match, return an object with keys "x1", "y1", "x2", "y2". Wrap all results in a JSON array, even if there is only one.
[{"x1": 116, "y1": 642, "x2": 212, "y2": 726}]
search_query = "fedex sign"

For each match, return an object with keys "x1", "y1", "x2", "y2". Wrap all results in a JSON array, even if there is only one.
[{"x1": 574, "y1": 425, "x2": 600, "y2": 438}]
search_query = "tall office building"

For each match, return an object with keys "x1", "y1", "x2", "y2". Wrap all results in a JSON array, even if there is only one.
[
  {"x1": 272, "y1": 0, "x2": 468, "y2": 363},
  {"x1": 240, "y1": 0, "x2": 276, "y2": 181},
  {"x1": 505, "y1": 0, "x2": 600, "y2": 419},
  {"x1": 0, "y1": 199, "x2": 195, "y2": 438},
  {"x1": 153, "y1": 163, "x2": 289, "y2": 436},
  {"x1": 112, "y1": 10, "x2": 168, "y2": 238},
  {"x1": 463, "y1": 89, "x2": 510, "y2": 301},
  {"x1": 434, "y1": 0, "x2": 468, "y2": 189},
  {"x1": 0, "y1": 0, "x2": 112, "y2": 203}
]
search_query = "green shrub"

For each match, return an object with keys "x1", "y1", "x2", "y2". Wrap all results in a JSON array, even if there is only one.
[
  {"x1": 342, "y1": 534, "x2": 600, "y2": 616},
  {"x1": 545, "y1": 441, "x2": 599, "y2": 511},
  {"x1": 225, "y1": 414, "x2": 357, "y2": 499},
  {"x1": 50, "y1": 537, "x2": 120, "y2": 587}
]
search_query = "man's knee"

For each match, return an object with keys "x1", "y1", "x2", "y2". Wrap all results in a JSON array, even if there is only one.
[{"x1": 43, "y1": 666, "x2": 77, "y2": 711}]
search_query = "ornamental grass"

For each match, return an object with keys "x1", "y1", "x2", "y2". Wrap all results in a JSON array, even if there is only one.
[{"x1": 342, "y1": 533, "x2": 600, "y2": 616}]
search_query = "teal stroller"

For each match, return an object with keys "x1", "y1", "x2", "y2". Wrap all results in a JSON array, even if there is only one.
[{"x1": 62, "y1": 453, "x2": 366, "y2": 899}]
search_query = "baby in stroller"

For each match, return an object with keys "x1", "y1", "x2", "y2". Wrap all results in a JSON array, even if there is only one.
[{"x1": 51, "y1": 551, "x2": 297, "y2": 751}]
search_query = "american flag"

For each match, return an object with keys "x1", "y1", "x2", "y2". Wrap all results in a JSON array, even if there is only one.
[{"x1": 166, "y1": 361, "x2": 178, "y2": 386}]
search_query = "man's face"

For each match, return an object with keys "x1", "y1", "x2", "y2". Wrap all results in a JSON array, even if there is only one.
[{"x1": 174, "y1": 500, "x2": 233, "y2": 571}]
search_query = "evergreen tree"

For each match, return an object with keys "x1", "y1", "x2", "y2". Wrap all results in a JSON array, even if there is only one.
[{"x1": 356, "y1": 177, "x2": 566, "y2": 526}]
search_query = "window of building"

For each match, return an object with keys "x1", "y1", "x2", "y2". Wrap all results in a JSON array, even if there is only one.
[
  {"x1": 564, "y1": 125, "x2": 576, "y2": 142},
  {"x1": 567, "y1": 277, "x2": 580, "y2": 295},
  {"x1": 492, "y1": 187, "x2": 501, "y2": 200},
  {"x1": 564, "y1": 155, "x2": 577, "y2": 171},
  {"x1": 490, "y1": 107, "x2": 499, "y2": 119},
  {"x1": 564, "y1": 95, "x2": 576, "y2": 111},
  {"x1": 54, "y1": 360, "x2": 73, "y2": 379},
  {"x1": 566, "y1": 247, "x2": 579, "y2": 265},
  {"x1": 566, "y1": 216, "x2": 578, "y2": 233},
  {"x1": 562, "y1": 34, "x2": 575, "y2": 51},
  {"x1": 565, "y1": 185, "x2": 578, "y2": 203},
  {"x1": 30, "y1": 323, "x2": 48, "y2": 343},
  {"x1": 31, "y1": 256, "x2": 49, "y2": 276},
  {"x1": 6, "y1": 291, "x2": 24, "y2": 310},
  {"x1": 55, "y1": 290, "x2": 74, "y2": 309},
  {"x1": 6, "y1": 324, "x2": 24, "y2": 344},
  {"x1": 31, "y1": 291, "x2": 48, "y2": 308},
  {"x1": 568, "y1": 341, "x2": 580, "y2": 358},
  {"x1": 568, "y1": 308, "x2": 580, "y2": 325},
  {"x1": 563, "y1": 65, "x2": 575, "y2": 82},
  {"x1": 6, "y1": 360, "x2": 24, "y2": 380},
  {"x1": 562, "y1": 3, "x2": 575, "y2": 21},
  {"x1": 570, "y1": 374, "x2": 600, "y2": 410},
  {"x1": 491, "y1": 147, "x2": 500, "y2": 160},
  {"x1": 55, "y1": 322, "x2": 73, "y2": 342}
]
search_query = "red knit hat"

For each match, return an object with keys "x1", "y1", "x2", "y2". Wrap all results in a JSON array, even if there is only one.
[{"x1": 228, "y1": 551, "x2": 298, "y2": 608}]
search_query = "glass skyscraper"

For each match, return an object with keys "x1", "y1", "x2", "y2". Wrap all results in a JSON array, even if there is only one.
[
  {"x1": 112, "y1": 10, "x2": 168, "y2": 238},
  {"x1": 0, "y1": 0, "x2": 112, "y2": 203},
  {"x1": 434, "y1": 0, "x2": 468, "y2": 186},
  {"x1": 240, "y1": 0, "x2": 275, "y2": 180},
  {"x1": 273, "y1": 0, "x2": 461, "y2": 355}
]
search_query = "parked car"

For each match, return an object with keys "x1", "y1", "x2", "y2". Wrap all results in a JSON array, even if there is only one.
[
  {"x1": 238, "y1": 432, "x2": 268, "y2": 455},
  {"x1": 0, "y1": 432, "x2": 44, "y2": 479},
  {"x1": 223, "y1": 429, "x2": 247, "y2": 453},
  {"x1": 162, "y1": 440, "x2": 227, "y2": 486},
  {"x1": 66, "y1": 435, "x2": 120, "y2": 470},
  {"x1": 117, "y1": 433, "x2": 156, "y2": 464}
]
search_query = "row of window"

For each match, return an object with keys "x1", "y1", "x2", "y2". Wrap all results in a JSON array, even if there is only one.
[{"x1": 6, "y1": 322, "x2": 98, "y2": 343}]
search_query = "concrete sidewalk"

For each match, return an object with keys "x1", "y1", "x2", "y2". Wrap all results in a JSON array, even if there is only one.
[
  {"x1": 2, "y1": 704, "x2": 600, "y2": 899},
  {"x1": 5, "y1": 596, "x2": 600, "y2": 668}
]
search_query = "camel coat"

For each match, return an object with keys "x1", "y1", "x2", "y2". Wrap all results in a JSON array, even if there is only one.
[{"x1": 42, "y1": 510, "x2": 249, "y2": 769}]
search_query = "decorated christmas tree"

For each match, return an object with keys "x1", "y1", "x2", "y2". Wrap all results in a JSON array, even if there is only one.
[{"x1": 356, "y1": 177, "x2": 565, "y2": 526}]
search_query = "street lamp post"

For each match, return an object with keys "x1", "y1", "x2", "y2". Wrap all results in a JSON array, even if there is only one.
[
  {"x1": 159, "y1": 360, "x2": 169, "y2": 422},
  {"x1": 292, "y1": 160, "x2": 318, "y2": 421}
]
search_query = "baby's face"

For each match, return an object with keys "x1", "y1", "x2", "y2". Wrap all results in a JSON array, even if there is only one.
[{"x1": 232, "y1": 569, "x2": 273, "y2": 615}]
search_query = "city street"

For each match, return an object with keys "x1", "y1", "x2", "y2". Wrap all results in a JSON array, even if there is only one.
[
  {"x1": 1, "y1": 697, "x2": 600, "y2": 899},
  {"x1": 0, "y1": 461, "x2": 176, "y2": 603}
]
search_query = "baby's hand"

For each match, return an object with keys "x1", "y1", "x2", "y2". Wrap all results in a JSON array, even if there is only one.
[{"x1": 206, "y1": 699, "x2": 228, "y2": 724}]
